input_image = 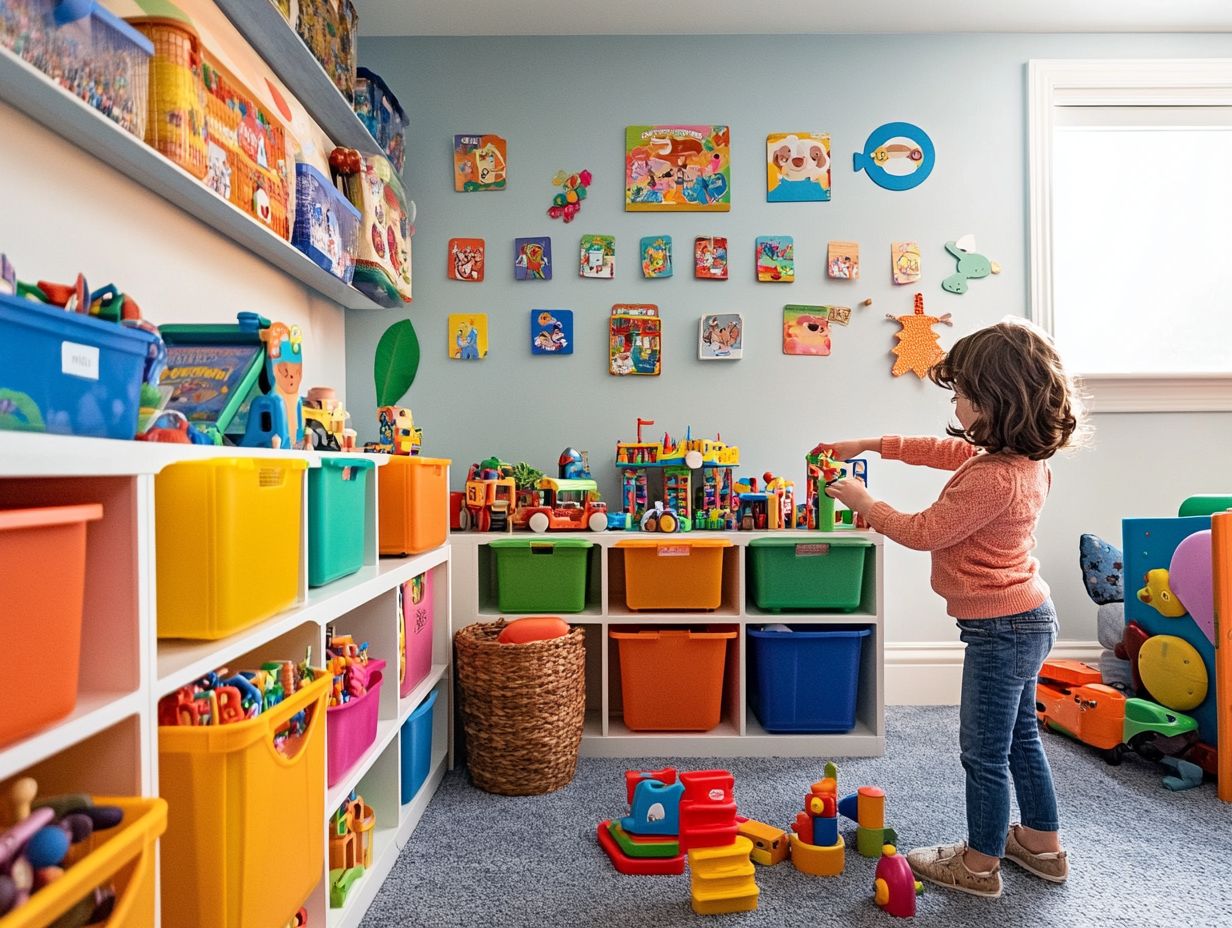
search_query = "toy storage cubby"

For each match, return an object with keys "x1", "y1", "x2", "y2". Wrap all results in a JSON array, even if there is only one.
[
  {"x1": 0, "y1": 432, "x2": 452, "y2": 928},
  {"x1": 477, "y1": 539, "x2": 604, "y2": 615},
  {"x1": 451, "y1": 531, "x2": 885, "y2": 757}
]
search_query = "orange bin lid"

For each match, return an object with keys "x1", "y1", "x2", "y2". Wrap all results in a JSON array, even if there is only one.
[
  {"x1": 610, "y1": 628, "x2": 738, "y2": 640},
  {"x1": 0, "y1": 504, "x2": 103, "y2": 532},
  {"x1": 614, "y1": 538, "x2": 732, "y2": 549}
]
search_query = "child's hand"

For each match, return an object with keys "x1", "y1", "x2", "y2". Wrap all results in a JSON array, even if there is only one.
[
  {"x1": 811, "y1": 439, "x2": 873, "y2": 461},
  {"x1": 825, "y1": 477, "x2": 875, "y2": 513}
]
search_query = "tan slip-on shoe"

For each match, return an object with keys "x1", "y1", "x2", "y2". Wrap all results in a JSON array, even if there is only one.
[
  {"x1": 906, "y1": 842, "x2": 1003, "y2": 898},
  {"x1": 1003, "y1": 824, "x2": 1069, "y2": 883}
]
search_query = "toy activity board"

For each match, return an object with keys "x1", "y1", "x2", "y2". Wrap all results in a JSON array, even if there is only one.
[
  {"x1": 454, "y1": 134, "x2": 507, "y2": 191},
  {"x1": 448, "y1": 314, "x2": 489, "y2": 360},
  {"x1": 580, "y1": 235, "x2": 615, "y2": 278},
  {"x1": 531, "y1": 310, "x2": 573, "y2": 355},
  {"x1": 610, "y1": 305, "x2": 661, "y2": 376},
  {"x1": 756, "y1": 236, "x2": 794, "y2": 283},
  {"x1": 892, "y1": 241, "x2": 921, "y2": 284},
  {"x1": 695, "y1": 237, "x2": 728, "y2": 279},
  {"x1": 625, "y1": 125, "x2": 731, "y2": 212},
  {"x1": 640, "y1": 236, "x2": 673, "y2": 278},
  {"x1": 448, "y1": 238, "x2": 485, "y2": 281},
  {"x1": 514, "y1": 237, "x2": 552, "y2": 280},
  {"x1": 699, "y1": 314, "x2": 743, "y2": 360},
  {"x1": 766, "y1": 133, "x2": 831, "y2": 202},
  {"x1": 783, "y1": 306, "x2": 832, "y2": 356},
  {"x1": 827, "y1": 241, "x2": 860, "y2": 280},
  {"x1": 853, "y1": 122, "x2": 935, "y2": 191}
]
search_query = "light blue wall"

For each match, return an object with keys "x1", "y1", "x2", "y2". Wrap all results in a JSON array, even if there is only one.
[{"x1": 345, "y1": 33, "x2": 1232, "y2": 642}]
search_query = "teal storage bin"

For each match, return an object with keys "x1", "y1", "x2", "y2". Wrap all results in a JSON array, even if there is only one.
[
  {"x1": 400, "y1": 688, "x2": 438, "y2": 804},
  {"x1": 747, "y1": 537, "x2": 872, "y2": 612},
  {"x1": 308, "y1": 456, "x2": 373, "y2": 587},
  {"x1": 748, "y1": 625, "x2": 871, "y2": 732},
  {"x1": 489, "y1": 539, "x2": 593, "y2": 614}
]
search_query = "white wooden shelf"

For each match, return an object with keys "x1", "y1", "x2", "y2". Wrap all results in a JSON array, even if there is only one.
[
  {"x1": 0, "y1": 690, "x2": 144, "y2": 782},
  {"x1": 0, "y1": 46, "x2": 385, "y2": 311},
  {"x1": 398, "y1": 664, "x2": 449, "y2": 723},
  {"x1": 327, "y1": 717, "x2": 402, "y2": 813}
]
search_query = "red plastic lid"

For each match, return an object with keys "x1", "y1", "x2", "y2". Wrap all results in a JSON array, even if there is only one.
[{"x1": 0, "y1": 504, "x2": 103, "y2": 532}]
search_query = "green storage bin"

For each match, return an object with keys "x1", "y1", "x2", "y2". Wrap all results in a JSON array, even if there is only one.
[
  {"x1": 308, "y1": 457, "x2": 373, "y2": 587},
  {"x1": 747, "y1": 537, "x2": 871, "y2": 612},
  {"x1": 489, "y1": 538, "x2": 593, "y2": 613}
]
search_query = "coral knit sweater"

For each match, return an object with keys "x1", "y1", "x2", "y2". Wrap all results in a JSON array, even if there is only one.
[{"x1": 865, "y1": 435, "x2": 1051, "y2": 620}]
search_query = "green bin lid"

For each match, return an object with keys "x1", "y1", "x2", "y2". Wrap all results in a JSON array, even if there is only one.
[
  {"x1": 748, "y1": 535, "x2": 872, "y2": 547},
  {"x1": 489, "y1": 538, "x2": 594, "y2": 549}
]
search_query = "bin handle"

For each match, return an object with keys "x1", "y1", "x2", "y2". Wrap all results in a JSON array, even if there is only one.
[
  {"x1": 261, "y1": 676, "x2": 328, "y2": 768},
  {"x1": 530, "y1": 544, "x2": 555, "y2": 555}
]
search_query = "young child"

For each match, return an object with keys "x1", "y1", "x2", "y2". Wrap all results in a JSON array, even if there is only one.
[{"x1": 821, "y1": 318, "x2": 1082, "y2": 898}]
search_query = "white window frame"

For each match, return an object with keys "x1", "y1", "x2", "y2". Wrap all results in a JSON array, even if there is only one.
[{"x1": 1028, "y1": 59, "x2": 1232, "y2": 413}]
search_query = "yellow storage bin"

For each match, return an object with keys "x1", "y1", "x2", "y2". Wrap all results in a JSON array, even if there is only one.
[
  {"x1": 155, "y1": 457, "x2": 306, "y2": 639},
  {"x1": 0, "y1": 796, "x2": 166, "y2": 928},
  {"x1": 616, "y1": 538, "x2": 732, "y2": 611},
  {"x1": 378, "y1": 456, "x2": 451, "y2": 556},
  {"x1": 159, "y1": 672, "x2": 329, "y2": 928}
]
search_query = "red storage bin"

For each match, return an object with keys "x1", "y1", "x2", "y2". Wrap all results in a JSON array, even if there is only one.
[{"x1": 327, "y1": 660, "x2": 386, "y2": 787}]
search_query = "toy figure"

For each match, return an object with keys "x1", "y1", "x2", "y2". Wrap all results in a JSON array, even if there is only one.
[{"x1": 262, "y1": 321, "x2": 304, "y2": 446}]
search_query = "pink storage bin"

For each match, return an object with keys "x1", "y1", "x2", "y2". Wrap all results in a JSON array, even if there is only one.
[
  {"x1": 326, "y1": 659, "x2": 386, "y2": 788},
  {"x1": 400, "y1": 572, "x2": 435, "y2": 698}
]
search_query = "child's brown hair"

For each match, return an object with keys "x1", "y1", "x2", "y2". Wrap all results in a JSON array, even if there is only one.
[{"x1": 929, "y1": 318, "x2": 1082, "y2": 460}]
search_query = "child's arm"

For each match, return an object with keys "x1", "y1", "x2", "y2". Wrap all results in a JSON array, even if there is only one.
[{"x1": 881, "y1": 435, "x2": 978, "y2": 471}]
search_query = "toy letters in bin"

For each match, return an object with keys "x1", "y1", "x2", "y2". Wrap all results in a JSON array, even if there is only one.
[
  {"x1": 293, "y1": 163, "x2": 361, "y2": 283},
  {"x1": 747, "y1": 625, "x2": 871, "y2": 733}
]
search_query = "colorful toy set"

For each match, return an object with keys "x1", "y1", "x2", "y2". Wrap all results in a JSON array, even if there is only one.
[
  {"x1": 328, "y1": 791, "x2": 375, "y2": 908},
  {"x1": 354, "y1": 67, "x2": 407, "y2": 172},
  {"x1": 331, "y1": 147, "x2": 414, "y2": 306}
]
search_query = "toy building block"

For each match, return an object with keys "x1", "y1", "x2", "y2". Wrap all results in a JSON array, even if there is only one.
[
  {"x1": 875, "y1": 845, "x2": 923, "y2": 918},
  {"x1": 678, "y1": 770, "x2": 738, "y2": 853},
  {"x1": 839, "y1": 786, "x2": 898, "y2": 858},
  {"x1": 329, "y1": 867, "x2": 365, "y2": 908},
  {"x1": 624, "y1": 767, "x2": 677, "y2": 805},
  {"x1": 607, "y1": 821, "x2": 681, "y2": 858},
  {"x1": 1161, "y1": 756, "x2": 1204, "y2": 791},
  {"x1": 736, "y1": 819, "x2": 788, "y2": 866},
  {"x1": 689, "y1": 835, "x2": 759, "y2": 915},
  {"x1": 1039, "y1": 658, "x2": 1103, "y2": 687},
  {"x1": 789, "y1": 833, "x2": 846, "y2": 876},
  {"x1": 621, "y1": 779, "x2": 684, "y2": 837},
  {"x1": 597, "y1": 821, "x2": 685, "y2": 875}
]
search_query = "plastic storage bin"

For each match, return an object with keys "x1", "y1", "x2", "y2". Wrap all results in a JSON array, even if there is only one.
[
  {"x1": 748, "y1": 537, "x2": 872, "y2": 612},
  {"x1": 616, "y1": 538, "x2": 732, "y2": 611},
  {"x1": 129, "y1": 16, "x2": 208, "y2": 178},
  {"x1": 327, "y1": 658, "x2": 386, "y2": 787},
  {"x1": 0, "y1": 294, "x2": 158, "y2": 439},
  {"x1": 337, "y1": 152, "x2": 413, "y2": 306},
  {"x1": 400, "y1": 688, "x2": 438, "y2": 804},
  {"x1": 489, "y1": 538, "x2": 593, "y2": 614},
  {"x1": 308, "y1": 455, "x2": 372, "y2": 587},
  {"x1": 399, "y1": 571, "x2": 434, "y2": 697},
  {"x1": 377, "y1": 455, "x2": 450, "y2": 555},
  {"x1": 354, "y1": 66, "x2": 406, "y2": 172},
  {"x1": 747, "y1": 626, "x2": 871, "y2": 732},
  {"x1": 0, "y1": 504, "x2": 101, "y2": 747},
  {"x1": 295, "y1": 0, "x2": 357, "y2": 103},
  {"x1": 293, "y1": 162, "x2": 361, "y2": 282},
  {"x1": 610, "y1": 628, "x2": 736, "y2": 731},
  {"x1": 0, "y1": 796, "x2": 167, "y2": 928},
  {"x1": 0, "y1": 0, "x2": 153, "y2": 137},
  {"x1": 159, "y1": 672, "x2": 329, "y2": 928},
  {"x1": 155, "y1": 457, "x2": 306, "y2": 639}
]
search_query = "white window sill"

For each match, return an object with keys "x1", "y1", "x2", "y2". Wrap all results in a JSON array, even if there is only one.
[{"x1": 1079, "y1": 373, "x2": 1232, "y2": 413}]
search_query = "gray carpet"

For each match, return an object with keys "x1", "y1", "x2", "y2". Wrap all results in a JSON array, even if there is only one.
[{"x1": 360, "y1": 706, "x2": 1232, "y2": 927}]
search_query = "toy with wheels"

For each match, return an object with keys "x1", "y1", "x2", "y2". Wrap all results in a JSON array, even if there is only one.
[
  {"x1": 640, "y1": 501, "x2": 680, "y2": 533},
  {"x1": 460, "y1": 459, "x2": 516, "y2": 532},
  {"x1": 523, "y1": 476, "x2": 608, "y2": 532}
]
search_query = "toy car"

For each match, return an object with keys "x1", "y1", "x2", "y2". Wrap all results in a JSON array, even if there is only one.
[
  {"x1": 639, "y1": 501, "x2": 680, "y2": 533},
  {"x1": 460, "y1": 461, "x2": 516, "y2": 532},
  {"x1": 522, "y1": 476, "x2": 608, "y2": 533}
]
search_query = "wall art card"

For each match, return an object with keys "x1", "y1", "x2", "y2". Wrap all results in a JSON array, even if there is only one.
[
  {"x1": 695, "y1": 236, "x2": 728, "y2": 280},
  {"x1": 827, "y1": 241, "x2": 860, "y2": 280},
  {"x1": 625, "y1": 125, "x2": 731, "y2": 212},
  {"x1": 756, "y1": 236, "x2": 794, "y2": 283},
  {"x1": 640, "y1": 235, "x2": 673, "y2": 278},
  {"x1": 609, "y1": 304, "x2": 661, "y2": 376},
  {"x1": 827, "y1": 305, "x2": 852, "y2": 326},
  {"x1": 448, "y1": 313, "x2": 488, "y2": 360},
  {"x1": 766, "y1": 133, "x2": 831, "y2": 202},
  {"x1": 783, "y1": 305, "x2": 832, "y2": 356},
  {"x1": 580, "y1": 234, "x2": 615, "y2": 278},
  {"x1": 448, "y1": 238, "x2": 485, "y2": 281},
  {"x1": 454, "y1": 134, "x2": 507, "y2": 191},
  {"x1": 531, "y1": 309, "x2": 573, "y2": 355},
  {"x1": 699, "y1": 313, "x2": 743, "y2": 360},
  {"x1": 892, "y1": 241, "x2": 921, "y2": 284},
  {"x1": 514, "y1": 236, "x2": 552, "y2": 280}
]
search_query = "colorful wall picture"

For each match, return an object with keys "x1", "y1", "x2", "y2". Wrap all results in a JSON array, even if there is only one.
[
  {"x1": 766, "y1": 133, "x2": 831, "y2": 202},
  {"x1": 783, "y1": 305, "x2": 832, "y2": 356},
  {"x1": 531, "y1": 310, "x2": 573, "y2": 355},
  {"x1": 827, "y1": 241, "x2": 860, "y2": 280},
  {"x1": 580, "y1": 234, "x2": 615, "y2": 278},
  {"x1": 448, "y1": 238, "x2": 485, "y2": 281},
  {"x1": 699, "y1": 313, "x2": 743, "y2": 360},
  {"x1": 756, "y1": 236, "x2": 794, "y2": 283},
  {"x1": 448, "y1": 313, "x2": 488, "y2": 360},
  {"x1": 892, "y1": 241, "x2": 921, "y2": 284},
  {"x1": 514, "y1": 236, "x2": 552, "y2": 280},
  {"x1": 695, "y1": 237, "x2": 728, "y2": 280},
  {"x1": 625, "y1": 125, "x2": 731, "y2": 212},
  {"x1": 853, "y1": 122, "x2": 935, "y2": 191},
  {"x1": 610, "y1": 304, "x2": 661, "y2": 376},
  {"x1": 454, "y1": 134, "x2": 507, "y2": 192},
  {"x1": 640, "y1": 236, "x2": 673, "y2": 278}
]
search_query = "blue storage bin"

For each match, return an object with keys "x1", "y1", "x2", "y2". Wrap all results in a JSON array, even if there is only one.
[
  {"x1": 292, "y1": 162, "x2": 361, "y2": 282},
  {"x1": 400, "y1": 688, "x2": 438, "y2": 804},
  {"x1": 354, "y1": 67, "x2": 406, "y2": 173},
  {"x1": 747, "y1": 625, "x2": 871, "y2": 733},
  {"x1": 0, "y1": 294, "x2": 157, "y2": 439}
]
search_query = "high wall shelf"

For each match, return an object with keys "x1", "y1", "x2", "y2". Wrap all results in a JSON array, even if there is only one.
[
  {"x1": 0, "y1": 433, "x2": 451, "y2": 928},
  {"x1": 451, "y1": 531, "x2": 886, "y2": 758}
]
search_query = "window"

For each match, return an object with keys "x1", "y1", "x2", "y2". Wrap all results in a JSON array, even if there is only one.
[{"x1": 1028, "y1": 60, "x2": 1232, "y2": 411}]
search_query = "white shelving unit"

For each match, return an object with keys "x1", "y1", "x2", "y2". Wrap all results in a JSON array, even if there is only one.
[
  {"x1": 0, "y1": 433, "x2": 451, "y2": 928},
  {"x1": 451, "y1": 530, "x2": 885, "y2": 758}
]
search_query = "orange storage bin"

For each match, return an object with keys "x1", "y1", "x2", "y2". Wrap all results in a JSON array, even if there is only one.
[
  {"x1": 159, "y1": 672, "x2": 329, "y2": 928},
  {"x1": 611, "y1": 628, "x2": 736, "y2": 731},
  {"x1": 616, "y1": 538, "x2": 732, "y2": 611},
  {"x1": 378, "y1": 456, "x2": 451, "y2": 555},
  {"x1": 0, "y1": 796, "x2": 167, "y2": 928},
  {"x1": 0, "y1": 504, "x2": 101, "y2": 748}
]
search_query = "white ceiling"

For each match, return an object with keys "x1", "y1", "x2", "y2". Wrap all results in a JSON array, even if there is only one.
[{"x1": 355, "y1": 0, "x2": 1232, "y2": 36}]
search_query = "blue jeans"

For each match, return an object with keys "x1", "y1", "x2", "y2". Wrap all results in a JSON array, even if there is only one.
[{"x1": 957, "y1": 600, "x2": 1060, "y2": 857}]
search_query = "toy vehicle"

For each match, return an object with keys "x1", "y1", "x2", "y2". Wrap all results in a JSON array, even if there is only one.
[
  {"x1": 1035, "y1": 659, "x2": 1197, "y2": 765},
  {"x1": 460, "y1": 461, "x2": 516, "y2": 532},
  {"x1": 366, "y1": 405, "x2": 421, "y2": 455},
  {"x1": 639, "y1": 501, "x2": 680, "y2": 533},
  {"x1": 522, "y1": 476, "x2": 608, "y2": 533},
  {"x1": 303, "y1": 386, "x2": 353, "y2": 451}
]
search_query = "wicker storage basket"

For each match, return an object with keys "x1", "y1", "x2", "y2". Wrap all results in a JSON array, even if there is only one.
[{"x1": 454, "y1": 621, "x2": 586, "y2": 795}]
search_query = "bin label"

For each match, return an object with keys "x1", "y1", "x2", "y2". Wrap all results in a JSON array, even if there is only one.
[
  {"x1": 657, "y1": 545, "x2": 691, "y2": 557},
  {"x1": 796, "y1": 543, "x2": 830, "y2": 557},
  {"x1": 61, "y1": 341, "x2": 99, "y2": 381}
]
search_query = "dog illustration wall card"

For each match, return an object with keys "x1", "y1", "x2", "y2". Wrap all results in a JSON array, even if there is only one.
[
  {"x1": 454, "y1": 134, "x2": 507, "y2": 192},
  {"x1": 767, "y1": 133, "x2": 831, "y2": 202},
  {"x1": 580, "y1": 234, "x2": 616, "y2": 278},
  {"x1": 448, "y1": 314, "x2": 489, "y2": 360},
  {"x1": 756, "y1": 236, "x2": 794, "y2": 283},
  {"x1": 892, "y1": 241, "x2": 921, "y2": 284},
  {"x1": 640, "y1": 236, "x2": 673, "y2": 278},
  {"x1": 448, "y1": 238, "x2": 485, "y2": 281},
  {"x1": 783, "y1": 305, "x2": 832, "y2": 356},
  {"x1": 699, "y1": 313, "x2": 743, "y2": 360},
  {"x1": 530, "y1": 310, "x2": 573, "y2": 355},
  {"x1": 514, "y1": 237, "x2": 552, "y2": 280},
  {"x1": 695, "y1": 236, "x2": 728, "y2": 279},
  {"x1": 609, "y1": 304, "x2": 661, "y2": 375},
  {"x1": 625, "y1": 125, "x2": 731, "y2": 212},
  {"x1": 827, "y1": 241, "x2": 860, "y2": 280}
]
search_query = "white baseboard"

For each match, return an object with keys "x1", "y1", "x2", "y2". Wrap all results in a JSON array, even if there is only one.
[{"x1": 885, "y1": 639, "x2": 1103, "y2": 705}]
